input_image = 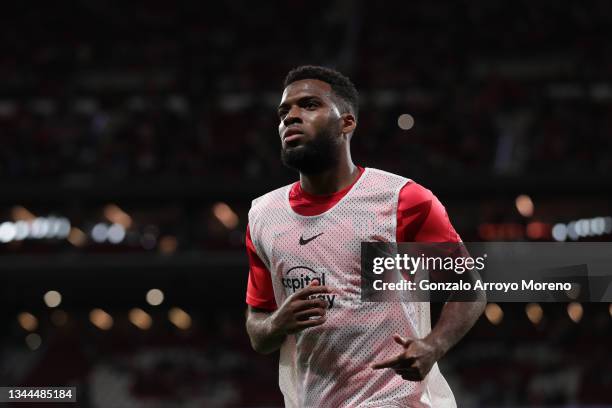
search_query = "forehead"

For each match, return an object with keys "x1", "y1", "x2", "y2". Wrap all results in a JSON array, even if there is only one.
[{"x1": 280, "y1": 79, "x2": 333, "y2": 104}]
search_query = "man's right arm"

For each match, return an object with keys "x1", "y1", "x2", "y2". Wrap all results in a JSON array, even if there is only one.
[
  {"x1": 246, "y1": 306, "x2": 286, "y2": 354},
  {"x1": 245, "y1": 224, "x2": 329, "y2": 354},
  {"x1": 246, "y1": 283, "x2": 330, "y2": 354}
]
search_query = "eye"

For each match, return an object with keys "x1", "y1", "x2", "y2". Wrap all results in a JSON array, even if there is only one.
[{"x1": 304, "y1": 101, "x2": 319, "y2": 110}]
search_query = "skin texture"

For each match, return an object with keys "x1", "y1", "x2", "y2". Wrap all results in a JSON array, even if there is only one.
[
  {"x1": 277, "y1": 79, "x2": 359, "y2": 195},
  {"x1": 371, "y1": 298, "x2": 485, "y2": 381},
  {"x1": 246, "y1": 281, "x2": 330, "y2": 354},
  {"x1": 245, "y1": 78, "x2": 486, "y2": 380}
]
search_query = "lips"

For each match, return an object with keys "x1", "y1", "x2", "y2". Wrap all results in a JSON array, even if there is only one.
[
  {"x1": 283, "y1": 128, "x2": 304, "y2": 140},
  {"x1": 283, "y1": 128, "x2": 305, "y2": 144}
]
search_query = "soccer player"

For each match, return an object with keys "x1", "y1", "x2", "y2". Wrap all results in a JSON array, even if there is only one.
[{"x1": 245, "y1": 65, "x2": 485, "y2": 407}]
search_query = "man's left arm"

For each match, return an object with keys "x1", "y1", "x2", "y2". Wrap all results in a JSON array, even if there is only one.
[
  {"x1": 372, "y1": 297, "x2": 484, "y2": 380},
  {"x1": 372, "y1": 182, "x2": 486, "y2": 380}
]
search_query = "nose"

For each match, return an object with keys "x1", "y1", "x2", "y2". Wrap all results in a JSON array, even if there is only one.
[{"x1": 283, "y1": 105, "x2": 302, "y2": 127}]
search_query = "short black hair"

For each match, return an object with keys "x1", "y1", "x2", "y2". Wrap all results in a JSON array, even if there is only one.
[{"x1": 284, "y1": 65, "x2": 359, "y2": 120}]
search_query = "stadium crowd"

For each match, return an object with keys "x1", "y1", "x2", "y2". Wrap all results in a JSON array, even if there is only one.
[{"x1": 1, "y1": 1, "x2": 612, "y2": 182}]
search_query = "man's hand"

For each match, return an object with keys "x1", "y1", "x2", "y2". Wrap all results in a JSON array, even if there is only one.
[
  {"x1": 371, "y1": 334, "x2": 442, "y2": 381},
  {"x1": 246, "y1": 281, "x2": 331, "y2": 354},
  {"x1": 271, "y1": 281, "x2": 330, "y2": 335}
]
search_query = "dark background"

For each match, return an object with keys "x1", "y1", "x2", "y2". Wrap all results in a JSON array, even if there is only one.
[{"x1": 1, "y1": 1, "x2": 611, "y2": 406}]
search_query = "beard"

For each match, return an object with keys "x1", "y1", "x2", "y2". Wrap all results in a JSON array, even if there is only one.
[{"x1": 280, "y1": 126, "x2": 341, "y2": 175}]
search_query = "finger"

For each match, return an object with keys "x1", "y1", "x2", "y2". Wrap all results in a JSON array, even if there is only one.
[
  {"x1": 393, "y1": 334, "x2": 407, "y2": 346},
  {"x1": 293, "y1": 316, "x2": 327, "y2": 331},
  {"x1": 293, "y1": 299, "x2": 327, "y2": 311},
  {"x1": 294, "y1": 308, "x2": 326, "y2": 321},
  {"x1": 399, "y1": 368, "x2": 424, "y2": 381},
  {"x1": 401, "y1": 372, "x2": 423, "y2": 381},
  {"x1": 390, "y1": 357, "x2": 416, "y2": 369},
  {"x1": 392, "y1": 333, "x2": 413, "y2": 346},
  {"x1": 295, "y1": 284, "x2": 331, "y2": 299},
  {"x1": 393, "y1": 363, "x2": 418, "y2": 374},
  {"x1": 371, "y1": 356, "x2": 401, "y2": 370}
]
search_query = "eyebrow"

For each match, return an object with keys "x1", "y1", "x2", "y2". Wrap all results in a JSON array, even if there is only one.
[{"x1": 277, "y1": 95, "x2": 322, "y2": 112}]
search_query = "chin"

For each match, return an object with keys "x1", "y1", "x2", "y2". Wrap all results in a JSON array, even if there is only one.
[{"x1": 282, "y1": 143, "x2": 305, "y2": 152}]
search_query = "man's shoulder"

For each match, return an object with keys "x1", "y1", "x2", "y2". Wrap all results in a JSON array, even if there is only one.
[
  {"x1": 366, "y1": 167, "x2": 412, "y2": 184},
  {"x1": 366, "y1": 168, "x2": 440, "y2": 210},
  {"x1": 360, "y1": 167, "x2": 412, "y2": 196},
  {"x1": 399, "y1": 179, "x2": 436, "y2": 202},
  {"x1": 250, "y1": 182, "x2": 294, "y2": 212},
  {"x1": 363, "y1": 167, "x2": 434, "y2": 201}
]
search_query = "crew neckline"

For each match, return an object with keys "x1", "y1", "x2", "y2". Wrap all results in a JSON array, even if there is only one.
[{"x1": 287, "y1": 166, "x2": 366, "y2": 218}]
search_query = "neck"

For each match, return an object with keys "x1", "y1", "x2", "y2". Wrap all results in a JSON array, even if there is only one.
[{"x1": 299, "y1": 149, "x2": 358, "y2": 195}]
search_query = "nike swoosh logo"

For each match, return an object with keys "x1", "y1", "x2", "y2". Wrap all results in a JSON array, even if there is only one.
[{"x1": 299, "y1": 232, "x2": 324, "y2": 245}]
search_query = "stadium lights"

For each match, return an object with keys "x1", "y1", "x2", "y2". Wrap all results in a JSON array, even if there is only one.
[
  {"x1": 17, "y1": 312, "x2": 38, "y2": 332},
  {"x1": 552, "y1": 216, "x2": 612, "y2": 241},
  {"x1": 515, "y1": 194, "x2": 534, "y2": 217},
  {"x1": 551, "y1": 223, "x2": 568, "y2": 241},
  {"x1": 158, "y1": 236, "x2": 178, "y2": 254},
  {"x1": 0, "y1": 222, "x2": 16, "y2": 242},
  {"x1": 212, "y1": 202, "x2": 239, "y2": 229},
  {"x1": 397, "y1": 114, "x2": 415, "y2": 130},
  {"x1": 484, "y1": 303, "x2": 503, "y2": 325},
  {"x1": 146, "y1": 289, "x2": 164, "y2": 306},
  {"x1": 168, "y1": 307, "x2": 192, "y2": 330},
  {"x1": 68, "y1": 227, "x2": 87, "y2": 247},
  {"x1": 91, "y1": 223, "x2": 126, "y2": 244},
  {"x1": 567, "y1": 302, "x2": 583, "y2": 323},
  {"x1": 103, "y1": 204, "x2": 133, "y2": 228},
  {"x1": 128, "y1": 308, "x2": 152, "y2": 330},
  {"x1": 14, "y1": 221, "x2": 29, "y2": 240},
  {"x1": 525, "y1": 303, "x2": 543, "y2": 325},
  {"x1": 11, "y1": 206, "x2": 36, "y2": 221},
  {"x1": 107, "y1": 224, "x2": 126, "y2": 244},
  {"x1": 91, "y1": 223, "x2": 108, "y2": 243},
  {"x1": 89, "y1": 308, "x2": 113, "y2": 330},
  {"x1": 0, "y1": 216, "x2": 70, "y2": 243},
  {"x1": 478, "y1": 223, "x2": 525, "y2": 240},
  {"x1": 43, "y1": 290, "x2": 62, "y2": 308},
  {"x1": 25, "y1": 333, "x2": 42, "y2": 351},
  {"x1": 526, "y1": 221, "x2": 549, "y2": 240}
]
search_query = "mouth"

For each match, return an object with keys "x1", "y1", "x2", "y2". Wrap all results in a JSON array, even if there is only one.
[
  {"x1": 283, "y1": 129, "x2": 305, "y2": 144},
  {"x1": 284, "y1": 133, "x2": 303, "y2": 143}
]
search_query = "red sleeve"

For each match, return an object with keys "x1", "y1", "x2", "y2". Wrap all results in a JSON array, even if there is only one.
[
  {"x1": 396, "y1": 182, "x2": 461, "y2": 243},
  {"x1": 245, "y1": 224, "x2": 278, "y2": 310}
]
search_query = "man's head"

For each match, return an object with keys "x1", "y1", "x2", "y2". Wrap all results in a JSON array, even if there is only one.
[{"x1": 278, "y1": 65, "x2": 359, "y2": 174}]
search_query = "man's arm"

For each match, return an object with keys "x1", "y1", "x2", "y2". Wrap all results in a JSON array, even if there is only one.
[
  {"x1": 372, "y1": 285, "x2": 485, "y2": 381},
  {"x1": 372, "y1": 182, "x2": 486, "y2": 380},
  {"x1": 420, "y1": 244, "x2": 487, "y2": 372},
  {"x1": 246, "y1": 282, "x2": 331, "y2": 354},
  {"x1": 423, "y1": 279, "x2": 486, "y2": 364},
  {"x1": 245, "y1": 306, "x2": 287, "y2": 355}
]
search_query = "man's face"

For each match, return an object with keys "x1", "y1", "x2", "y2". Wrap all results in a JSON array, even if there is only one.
[{"x1": 277, "y1": 79, "x2": 343, "y2": 174}]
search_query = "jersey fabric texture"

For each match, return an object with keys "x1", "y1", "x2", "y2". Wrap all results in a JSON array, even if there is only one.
[{"x1": 246, "y1": 167, "x2": 459, "y2": 408}]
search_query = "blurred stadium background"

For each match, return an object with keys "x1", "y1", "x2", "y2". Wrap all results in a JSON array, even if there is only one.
[{"x1": 1, "y1": 1, "x2": 611, "y2": 407}]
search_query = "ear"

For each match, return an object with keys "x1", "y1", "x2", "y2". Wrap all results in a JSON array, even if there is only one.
[{"x1": 340, "y1": 112, "x2": 356, "y2": 136}]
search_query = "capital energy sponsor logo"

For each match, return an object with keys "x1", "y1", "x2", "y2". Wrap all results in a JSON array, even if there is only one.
[{"x1": 282, "y1": 266, "x2": 335, "y2": 308}]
